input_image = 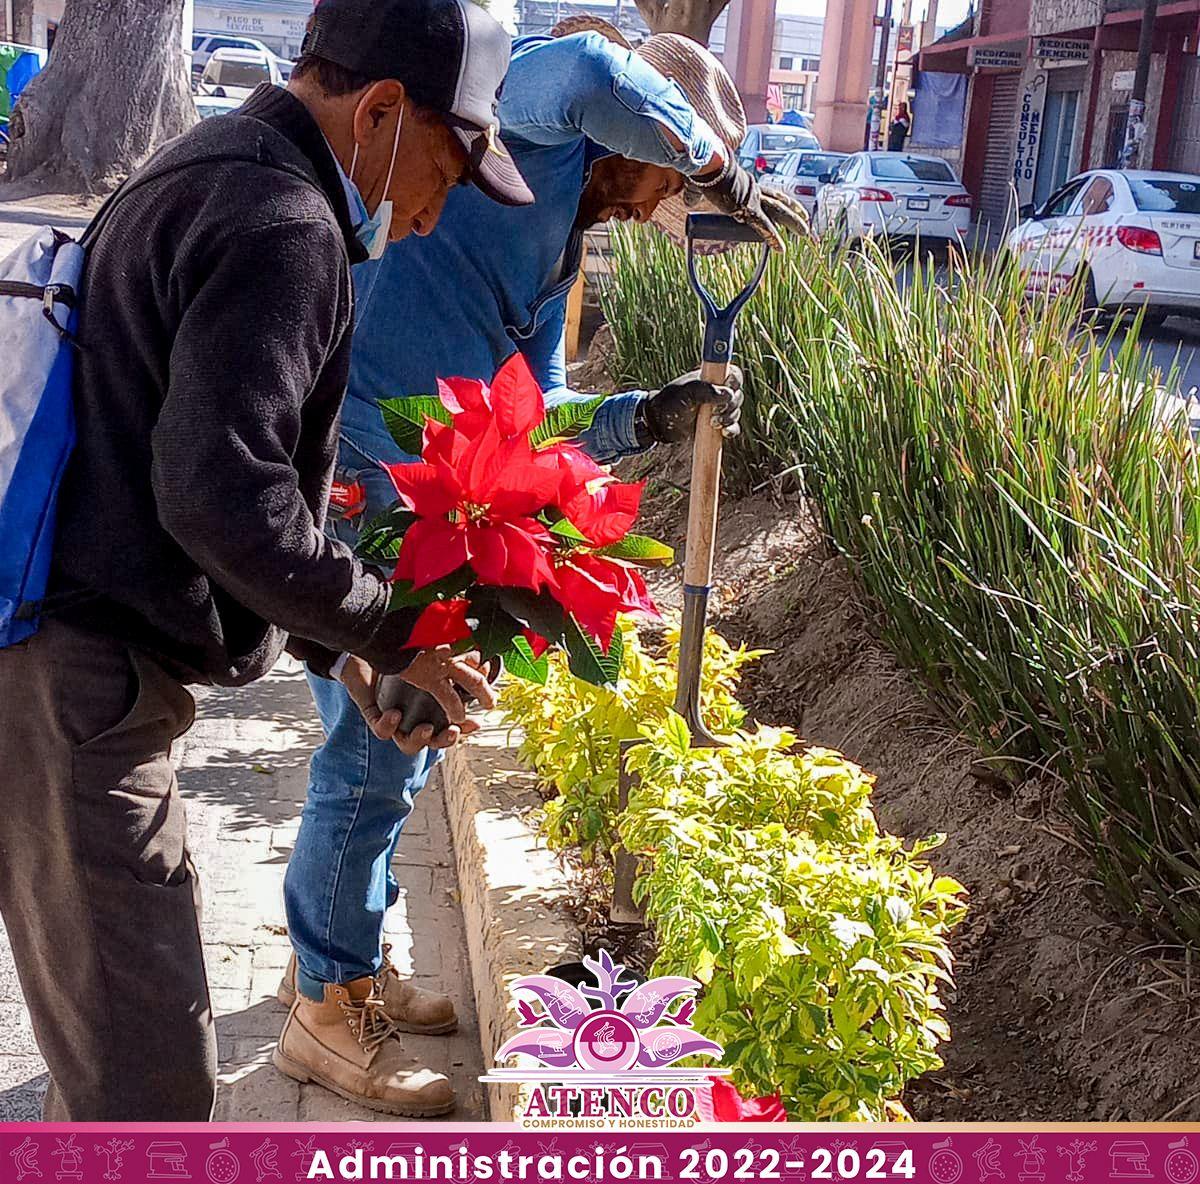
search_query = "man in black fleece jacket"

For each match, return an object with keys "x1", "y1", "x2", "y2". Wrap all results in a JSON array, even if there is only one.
[{"x1": 0, "y1": 0, "x2": 531, "y2": 1122}]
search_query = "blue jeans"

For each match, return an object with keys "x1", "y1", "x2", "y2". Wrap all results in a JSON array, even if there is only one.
[{"x1": 284, "y1": 433, "x2": 437, "y2": 1001}]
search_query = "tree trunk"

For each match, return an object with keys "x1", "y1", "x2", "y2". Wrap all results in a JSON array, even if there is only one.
[
  {"x1": 4, "y1": 0, "x2": 196, "y2": 196},
  {"x1": 632, "y1": 0, "x2": 731, "y2": 44}
]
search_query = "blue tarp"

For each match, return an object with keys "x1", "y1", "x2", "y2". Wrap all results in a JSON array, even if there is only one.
[{"x1": 910, "y1": 70, "x2": 966, "y2": 149}]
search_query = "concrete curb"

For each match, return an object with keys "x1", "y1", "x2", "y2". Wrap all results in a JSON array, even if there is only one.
[
  {"x1": 439, "y1": 715, "x2": 580, "y2": 1121},
  {"x1": 0, "y1": 205, "x2": 93, "y2": 228}
]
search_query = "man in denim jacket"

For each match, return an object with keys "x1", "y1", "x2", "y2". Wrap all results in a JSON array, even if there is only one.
[{"x1": 278, "y1": 19, "x2": 803, "y2": 1113}]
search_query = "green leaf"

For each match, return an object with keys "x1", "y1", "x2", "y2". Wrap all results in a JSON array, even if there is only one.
[
  {"x1": 661, "y1": 710, "x2": 693, "y2": 755},
  {"x1": 379, "y1": 395, "x2": 452, "y2": 455},
  {"x1": 564, "y1": 614, "x2": 623, "y2": 687},
  {"x1": 389, "y1": 568, "x2": 473, "y2": 609},
  {"x1": 596, "y1": 533, "x2": 675, "y2": 566},
  {"x1": 529, "y1": 396, "x2": 606, "y2": 448},
  {"x1": 497, "y1": 587, "x2": 569, "y2": 643},
  {"x1": 502, "y1": 634, "x2": 550, "y2": 685},
  {"x1": 548, "y1": 518, "x2": 589, "y2": 545},
  {"x1": 467, "y1": 593, "x2": 524, "y2": 662},
  {"x1": 355, "y1": 506, "x2": 418, "y2": 562}
]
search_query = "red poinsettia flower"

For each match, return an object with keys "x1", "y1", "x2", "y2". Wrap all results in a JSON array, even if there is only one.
[
  {"x1": 553, "y1": 553, "x2": 657, "y2": 651},
  {"x1": 405, "y1": 599, "x2": 472, "y2": 649},
  {"x1": 534, "y1": 444, "x2": 644, "y2": 547},
  {"x1": 695, "y1": 1076, "x2": 788, "y2": 1123},
  {"x1": 385, "y1": 378, "x2": 562, "y2": 592},
  {"x1": 437, "y1": 352, "x2": 544, "y2": 440}
]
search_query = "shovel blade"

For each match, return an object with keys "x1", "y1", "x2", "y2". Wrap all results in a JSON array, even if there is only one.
[{"x1": 673, "y1": 585, "x2": 727, "y2": 748}]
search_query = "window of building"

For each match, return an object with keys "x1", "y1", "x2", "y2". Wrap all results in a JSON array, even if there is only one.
[{"x1": 778, "y1": 55, "x2": 794, "y2": 69}]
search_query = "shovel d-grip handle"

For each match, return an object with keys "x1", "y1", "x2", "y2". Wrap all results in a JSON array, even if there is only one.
[{"x1": 674, "y1": 215, "x2": 769, "y2": 747}]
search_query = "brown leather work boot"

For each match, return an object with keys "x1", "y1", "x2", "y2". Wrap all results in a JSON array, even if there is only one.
[
  {"x1": 276, "y1": 947, "x2": 458, "y2": 1035},
  {"x1": 273, "y1": 977, "x2": 456, "y2": 1117}
]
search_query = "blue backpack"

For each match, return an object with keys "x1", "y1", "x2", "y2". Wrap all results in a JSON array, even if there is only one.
[
  {"x1": 0, "y1": 147, "x2": 320, "y2": 648},
  {"x1": 0, "y1": 221, "x2": 84, "y2": 646}
]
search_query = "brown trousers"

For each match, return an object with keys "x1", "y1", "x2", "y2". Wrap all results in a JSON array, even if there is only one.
[{"x1": 0, "y1": 619, "x2": 216, "y2": 1120}]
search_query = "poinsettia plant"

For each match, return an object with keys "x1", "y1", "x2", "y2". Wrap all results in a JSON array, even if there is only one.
[{"x1": 358, "y1": 353, "x2": 672, "y2": 687}]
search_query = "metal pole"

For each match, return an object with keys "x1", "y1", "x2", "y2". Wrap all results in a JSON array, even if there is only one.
[
  {"x1": 869, "y1": 0, "x2": 894, "y2": 150},
  {"x1": 1120, "y1": 0, "x2": 1160, "y2": 168}
]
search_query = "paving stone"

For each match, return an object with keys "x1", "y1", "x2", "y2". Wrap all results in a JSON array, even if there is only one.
[
  {"x1": 204, "y1": 944, "x2": 253, "y2": 992},
  {"x1": 0, "y1": 1006, "x2": 40, "y2": 1057},
  {"x1": 249, "y1": 964, "x2": 291, "y2": 1006},
  {"x1": 213, "y1": 1062, "x2": 300, "y2": 1121},
  {"x1": 0, "y1": 1059, "x2": 46, "y2": 1122}
]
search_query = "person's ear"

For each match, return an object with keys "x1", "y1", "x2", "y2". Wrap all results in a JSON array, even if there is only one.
[{"x1": 352, "y1": 79, "x2": 407, "y2": 145}]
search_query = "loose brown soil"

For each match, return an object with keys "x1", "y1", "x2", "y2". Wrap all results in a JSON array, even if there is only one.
[{"x1": 626, "y1": 461, "x2": 1200, "y2": 1122}]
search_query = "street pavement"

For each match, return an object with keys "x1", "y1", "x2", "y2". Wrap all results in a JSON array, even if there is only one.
[
  {"x1": 0, "y1": 204, "x2": 90, "y2": 258},
  {"x1": 0, "y1": 658, "x2": 486, "y2": 1122},
  {"x1": 1115, "y1": 316, "x2": 1200, "y2": 396}
]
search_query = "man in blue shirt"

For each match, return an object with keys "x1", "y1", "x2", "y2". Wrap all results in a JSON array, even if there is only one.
[{"x1": 277, "y1": 19, "x2": 803, "y2": 1114}]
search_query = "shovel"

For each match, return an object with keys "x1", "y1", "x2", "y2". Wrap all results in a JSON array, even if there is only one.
[
  {"x1": 611, "y1": 214, "x2": 769, "y2": 924},
  {"x1": 673, "y1": 213, "x2": 770, "y2": 747}
]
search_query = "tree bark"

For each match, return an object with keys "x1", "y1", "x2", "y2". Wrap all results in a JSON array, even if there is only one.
[
  {"x1": 4, "y1": 0, "x2": 197, "y2": 196},
  {"x1": 632, "y1": 0, "x2": 731, "y2": 44}
]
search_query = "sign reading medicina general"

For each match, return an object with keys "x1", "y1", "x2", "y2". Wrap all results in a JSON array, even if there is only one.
[
  {"x1": 1034, "y1": 36, "x2": 1091, "y2": 63},
  {"x1": 969, "y1": 46, "x2": 1024, "y2": 69}
]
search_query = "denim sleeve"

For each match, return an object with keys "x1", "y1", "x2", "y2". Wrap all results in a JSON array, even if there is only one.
[
  {"x1": 502, "y1": 33, "x2": 719, "y2": 175},
  {"x1": 518, "y1": 296, "x2": 647, "y2": 465}
]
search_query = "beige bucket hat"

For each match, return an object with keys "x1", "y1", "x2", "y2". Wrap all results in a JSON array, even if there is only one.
[{"x1": 550, "y1": 16, "x2": 747, "y2": 248}]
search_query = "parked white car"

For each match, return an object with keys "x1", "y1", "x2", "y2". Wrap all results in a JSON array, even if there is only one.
[
  {"x1": 762, "y1": 149, "x2": 848, "y2": 221},
  {"x1": 1005, "y1": 169, "x2": 1200, "y2": 325},
  {"x1": 738, "y1": 124, "x2": 822, "y2": 177},
  {"x1": 815, "y1": 152, "x2": 972, "y2": 245},
  {"x1": 191, "y1": 32, "x2": 274, "y2": 83},
  {"x1": 197, "y1": 48, "x2": 283, "y2": 102}
]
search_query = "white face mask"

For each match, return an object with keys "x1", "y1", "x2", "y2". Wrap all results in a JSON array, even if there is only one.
[{"x1": 349, "y1": 104, "x2": 405, "y2": 261}]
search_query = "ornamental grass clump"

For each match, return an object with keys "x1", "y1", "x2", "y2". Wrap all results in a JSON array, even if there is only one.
[
  {"x1": 502, "y1": 624, "x2": 966, "y2": 1120},
  {"x1": 602, "y1": 223, "x2": 1200, "y2": 947}
]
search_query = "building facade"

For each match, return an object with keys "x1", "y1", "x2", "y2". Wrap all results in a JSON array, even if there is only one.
[
  {"x1": 1, "y1": 0, "x2": 63, "y2": 50},
  {"x1": 920, "y1": 0, "x2": 1198, "y2": 229},
  {"x1": 193, "y1": 0, "x2": 312, "y2": 59},
  {"x1": 515, "y1": 0, "x2": 823, "y2": 121}
]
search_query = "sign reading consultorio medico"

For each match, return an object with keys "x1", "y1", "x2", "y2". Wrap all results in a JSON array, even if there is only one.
[{"x1": 1013, "y1": 71, "x2": 1048, "y2": 206}]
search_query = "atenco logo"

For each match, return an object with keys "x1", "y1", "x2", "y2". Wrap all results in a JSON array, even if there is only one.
[{"x1": 480, "y1": 950, "x2": 727, "y2": 1127}]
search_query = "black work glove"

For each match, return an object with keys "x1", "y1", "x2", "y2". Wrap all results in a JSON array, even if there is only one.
[
  {"x1": 689, "y1": 158, "x2": 810, "y2": 250},
  {"x1": 636, "y1": 366, "x2": 744, "y2": 448}
]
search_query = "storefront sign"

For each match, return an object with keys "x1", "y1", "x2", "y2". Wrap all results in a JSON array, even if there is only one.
[
  {"x1": 1113, "y1": 69, "x2": 1136, "y2": 91},
  {"x1": 1012, "y1": 71, "x2": 1048, "y2": 205},
  {"x1": 969, "y1": 46, "x2": 1024, "y2": 69},
  {"x1": 196, "y1": 5, "x2": 309, "y2": 44},
  {"x1": 1034, "y1": 37, "x2": 1091, "y2": 62}
]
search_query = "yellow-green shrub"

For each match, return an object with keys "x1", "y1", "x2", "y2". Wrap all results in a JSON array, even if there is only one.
[{"x1": 501, "y1": 623, "x2": 966, "y2": 1119}]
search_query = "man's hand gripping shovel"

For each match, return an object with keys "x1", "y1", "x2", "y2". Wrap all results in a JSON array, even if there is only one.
[{"x1": 611, "y1": 214, "x2": 770, "y2": 923}]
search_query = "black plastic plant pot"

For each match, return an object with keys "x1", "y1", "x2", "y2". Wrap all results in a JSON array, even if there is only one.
[{"x1": 374, "y1": 656, "x2": 501, "y2": 735}]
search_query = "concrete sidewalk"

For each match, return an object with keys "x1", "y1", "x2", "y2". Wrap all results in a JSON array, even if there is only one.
[{"x1": 0, "y1": 658, "x2": 485, "y2": 1122}]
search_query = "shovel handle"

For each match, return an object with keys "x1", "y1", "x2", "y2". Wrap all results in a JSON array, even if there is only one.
[{"x1": 683, "y1": 360, "x2": 729, "y2": 588}]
